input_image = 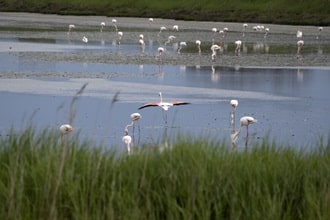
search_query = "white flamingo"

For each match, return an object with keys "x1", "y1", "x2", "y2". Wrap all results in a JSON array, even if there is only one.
[
  {"x1": 112, "y1": 19, "x2": 118, "y2": 32},
  {"x1": 296, "y1": 30, "x2": 303, "y2": 38},
  {"x1": 242, "y1": 23, "x2": 248, "y2": 37},
  {"x1": 230, "y1": 99, "x2": 238, "y2": 132},
  {"x1": 59, "y1": 124, "x2": 73, "y2": 145},
  {"x1": 139, "y1": 34, "x2": 145, "y2": 54},
  {"x1": 164, "y1": 35, "x2": 176, "y2": 46},
  {"x1": 177, "y1": 41, "x2": 187, "y2": 54},
  {"x1": 67, "y1": 24, "x2": 75, "y2": 35},
  {"x1": 297, "y1": 40, "x2": 304, "y2": 58},
  {"x1": 158, "y1": 26, "x2": 167, "y2": 37},
  {"x1": 235, "y1": 40, "x2": 242, "y2": 55},
  {"x1": 122, "y1": 128, "x2": 132, "y2": 155},
  {"x1": 82, "y1": 36, "x2": 88, "y2": 45},
  {"x1": 117, "y1": 31, "x2": 123, "y2": 45},
  {"x1": 211, "y1": 44, "x2": 221, "y2": 61},
  {"x1": 172, "y1": 25, "x2": 179, "y2": 32},
  {"x1": 232, "y1": 116, "x2": 257, "y2": 149},
  {"x1": 138, "y1": 92, "x2": 190, "y2": 124},
  {"x1": 196, "y1": 40, "x2": 201, "y2": 55},
  {"x1": 100, "y1": 22, "x2": 105, "y2": 32}
]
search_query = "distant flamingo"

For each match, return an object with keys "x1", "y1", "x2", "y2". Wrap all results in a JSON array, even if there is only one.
[
  {"x1": 164, "y1": 35, "x2": 176, "y2": 46},
  {"x1": 296, "y1": 30, "x2": 303, "y2": 38},
  {"x1": 235, "y1": 40, "x2": 242, "y2": 55},
  {"x1": 122, "y1": 128, "x2": 132, "y2": 155},
  {"x1": 211, "y1": 44, "x2": 222, "y2": 61},
  {"x1": 67, "y1": 24, "x2": 75, "y2": 35},
  {"x1": 100, "y1": 22, "x2": 105, "y2": 32},
  {"x1": 242, "y1": 23, "x2": 248, "y2": 37},
  {"x1": 264, "y1": 28, "x2": 270, "y2": 38},
  {"x1": 230, "y1": 99, "x2": 238, "y2": 132},
  {"x1": 177, "y1": 41, "x2": 187, "y2": 54},
  {"x1": 117, "y1": 31, "x2": 123, "y2": 45},
  {"x1": 59, "y1": 124, "x2": 73, "y2": 145},
  {"x1": 172, "y1": 25, "x2": 179, "y2": 32},
  {"x1": 158, "y1": 26, "x2": 167, "y2": 37},
  {"x1": 130, "y1": 112, "x2": 142, "y2": 137},
  {"x1": 112, "y1": 19, "x2": 118, "y2": 32},
  {"x1": 139, "y1": 34, "x2": 145, "y2": 54},
  {"x1": 232, "y1": 116, "x2": 257, "y2": 149},
  {"x1": 82, "y1": 36, "x2": 88, "y2": 44},
  {"x1": 196, "y1": 40, "x2": 201, "y2": 55},
  {"x1": 297, "y1": 40, "x2": 304, "y2": 58},
  {"x1": 156, "y1": 47, "x2": 165, "y2": 61},
  {"x1": 211, "y1": 27, "x2": 217, "y2": 43},
  {"x1": 138, "y1": 92, "x2": 190, "y2": 124}
]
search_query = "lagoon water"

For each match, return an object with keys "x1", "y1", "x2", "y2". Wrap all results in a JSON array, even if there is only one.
[{"x1": 1, "y1": 13, "x2": 330, "y2": 151}]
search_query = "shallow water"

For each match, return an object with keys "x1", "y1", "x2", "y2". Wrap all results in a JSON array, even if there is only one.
[{"x1": 1, "y1": 13, "x2": 330, "y2": 151}]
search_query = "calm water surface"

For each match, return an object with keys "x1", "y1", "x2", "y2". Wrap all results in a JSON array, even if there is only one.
[{"x1": 0, "y1": 33, "x2": 330, "y2": 151}]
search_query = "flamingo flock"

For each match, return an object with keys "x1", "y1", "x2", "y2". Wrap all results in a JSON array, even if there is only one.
[{"x1": 65, "y1": 18, "x2": 324, "y2": 61}]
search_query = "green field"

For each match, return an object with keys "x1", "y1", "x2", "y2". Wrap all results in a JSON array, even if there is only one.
[
  {"x1": 1, "y1": 127, "x2": 330, "y2": 219},
  {"x1": 1, "y1": 0, "x2": 330, "y2": 25}
]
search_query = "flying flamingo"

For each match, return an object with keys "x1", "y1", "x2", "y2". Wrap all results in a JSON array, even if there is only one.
[
  {"x1": 59, "y1": 124, "x2": 73, "y2": 145},
  {"x1": 177, "y1": 41, "x2": 187, "y2": 54},
  {"x1": 211, "y1": 44, "x2": 222, "y2": 61},
  {"x1": 196, "y1": 40, "x2": 201, "y2": 55},
  {"x1": 138, "y1": 92, "x2": 190, "y2": 124},
  {"x1": 297, "y1": 40, "x2": 304, "y2": 58},
  {"x1": 231, "y1": 116, "x2": 257, "y2": 149},
  {"x1": 234, "y1": 40, "x2": 242, "y2": 55}
]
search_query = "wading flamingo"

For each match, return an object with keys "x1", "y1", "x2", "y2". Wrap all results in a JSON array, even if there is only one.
[
  {"x1": 100, "y1": 22, "x2": 105, "y2": 32},
  {"x1": 231, "y1": 116, "x2": 257, "y2": 149},
  {"x1": 122, "y1": 128, "x2": 132, "y2": 155},
  {"x1": 196, "y1": 40, "x2": 201, "y2": 54},
  {"x1": 59, "y1": 124, "x2": 73, "y2": 145},
  {"x1": 297, "y1": 40, "x2": 304, "y2": 58},
  {"x1": 130, "y1": 112, "x2": 142, "y2": 138},
  {"x1": 158, "y1": 26, "x2": 167, "y2": 37},
  {"x1": 112, "y1": 19, "x2": 118, "y2": 32},
  {"x1": 177, "y1": 41, "x2": 187, "y2": 54},
  {"x1": 164, "y1": 35, "x2": 176, "y2": 46},
  {"x1": 211, "y1": 44, "x2": 221, "y2": 61},
  {"x1": 138, "y1": 92, "x2": 190, "y2": 124},
  {"x1": 82, "y1": 36, "x2": 88, "y2": 44},
  {"x1": 68, "y1": 24, "x2": 75, "y2": 35},
  {"x1": 139, "y1": 34, "x2": 145, "y2": 54},
  {"x1": 235, "y1": 40, "x2": 242, "y2": 55},
  {"x1": 242, "y1": 23, "x2": 248, "y2": 37},
  {"x1": 117, "y1": 31, "x2": 123, "y2": 45},
  {"x1": 230, "y1": 99, "x2": 238, "y2": 132},
  {"x1": 296, "y1": 30, "x2": 303, "y2": 38}
]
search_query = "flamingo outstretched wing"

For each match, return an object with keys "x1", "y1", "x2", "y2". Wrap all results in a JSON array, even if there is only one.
[
  {"x1": 171, "y1": 101, "x2": 190, "y2": 106},
  {"x1": 138, "y1": 102, "x2": 160, "y2": 109}
]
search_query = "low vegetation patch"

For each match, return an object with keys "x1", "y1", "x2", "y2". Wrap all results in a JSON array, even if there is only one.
[{"x1": 1, "y1": 127, "x2": 330, "y2": 219}]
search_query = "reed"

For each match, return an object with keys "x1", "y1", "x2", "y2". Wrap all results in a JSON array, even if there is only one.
[{"x1": 0, "y1": 128, "x2": 329, "y2": 219}]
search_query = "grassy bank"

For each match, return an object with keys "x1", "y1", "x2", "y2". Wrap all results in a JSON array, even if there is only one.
[
  {"x1": 0, "y1": 127, "x2": 330, "y2": 219},
  {"x1": 1, "y1": 0, "x2": 330, "y2": 25}
]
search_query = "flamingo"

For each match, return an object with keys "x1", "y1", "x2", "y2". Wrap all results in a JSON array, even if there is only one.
[
  {"x1": 235, "y1": 40, "x2": 242, "y2": 55},
  {"x1": 264, "y1": 28, "x2": 270, "y2": 38},
  {"x1": 138, "y1": 34, "x2": 145, "y2": 54},
  {"x1": 297, "y1": 40, "x2": 304, "y2": 58},
  {"x1": 67, "y1": 24, "x2": 75, "y2": 35},
  {"x1": 196, "y1": 40, "x2": 201, "y2": 54},
  {"x1": 177, "y1": 41, "x2": 187, "y2": 54},
  {"x1": 112, "y1": 19, "x2": 118, "y2": 32},
  {"x1": 317, "y1": 27, "x2": 323, "y2": 39},
  {"x1": 172, "y1": 25, "x2": 179, "y2": 32},
  {"x1": 82, "y1": 36, "x2": 88, "y2": 44},
  {"x1": 242, "y1": 23, "x2": 248, "y2": 37},
  {"x1": 117, "y1": 31, "x2": 123, "y2": 45},
  {"x1": 296, "y1": 30, "x2": 303, "y2": 38},
  {"x1": 211, "y1": 28, "x2": 217, "y2": 43},
  {"x1": 130, "y1": 112, "x2": 142, "y2": 135},
  {"x1": 232, "y1": 116, "x2": 257, "y2": 149},
  {"x1": 122, "y1": 128, "x2": 132, "y2": 155},
  {"x1": 100, "y1": 22, "x2": 105, "y2": 32},
  {"x1": 158, "y1": 26, "x2": 167, "y2": 37},
  {"x1": 230, "y1": 99, "x2": 238, "y2": 132},
  {"x1": 211, "y1": 44, "x2": 221, "y2": 61},
  {"x1": 59, "y1": 124, "x2": 73, "y2": 145},
  {"x1": 164, "y1": 35, "x2": 176, "y2": 46},
  {"x1": 138, "y1": 92, "x2": 190, "y2": 124},
  {"x1": 156, "y1": 47, "x2": 165, "y2": 61}
]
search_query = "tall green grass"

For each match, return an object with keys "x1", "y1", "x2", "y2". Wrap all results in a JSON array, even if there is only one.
[
  {"x1": 1, "y1": 0, "x2": 330, "y2": 25},
  {"x1": 1, "y1": 127, "x2": 330, "y2": 219}
]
